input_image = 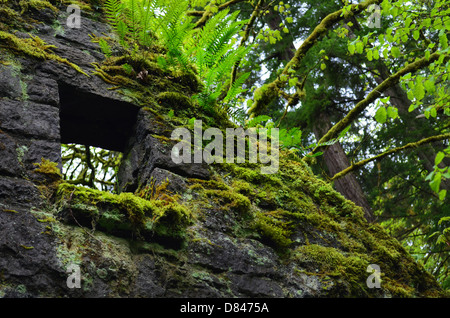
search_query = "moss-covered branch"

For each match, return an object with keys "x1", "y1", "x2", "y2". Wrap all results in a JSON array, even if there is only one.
[
  {"x1": 248, "y1": 0, "x2": 383, "y2": 117},
  {"x1": 189, "y1": 0, "x2": 247, "y2": 28},
  {"x1": 304, "y1": 52, "x2": 442, "y2": 161},
  {"x1": 331, "y1": 133, "x2": 450, "y2": 181}
]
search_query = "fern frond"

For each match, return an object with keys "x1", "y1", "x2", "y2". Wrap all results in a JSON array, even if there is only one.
[
  {"x1": 98, "y1": 38, "x2": 113, "y2": 57},
  {"x1": 105, "y1": 0, "x2": 123, "y2": 27},
  {"x1": 158, "y1": 0, "x2": 194, "y2": 69},
  {"x1": 246, "y1": 115, "x2": 272, "y2": 128},
  {"x1": 223, "y1": 71, "x2": 250, "y2": 104},
  {"x1": 138, "y1": 0, "x2": 158, "y2": 46}
]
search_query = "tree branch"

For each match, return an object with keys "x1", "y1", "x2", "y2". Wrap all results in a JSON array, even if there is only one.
[
  {"x1": 190, "y1": 0, "x2": 248, "y2": 29},
  {"x1": 247, "y1": 0, "x2": 384, "y2": 117},
  {"x1": 330, "y1": 132, "x2": 450, "y2": 181},
  {"x1": 305, "y1": 52, "x2": 442, "y2": 160}
]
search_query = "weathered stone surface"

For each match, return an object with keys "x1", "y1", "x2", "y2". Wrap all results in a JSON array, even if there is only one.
[
  {"x1": 143, "y1": 134, "x2": 210, "y2": 179},
  {"x1": 0, "y1": 208, "x2": 65, "y2": 297},
  {"x1": 118, "y1": 131, "x2": 210, "y2": 192},
  {"x1": 0, "y1": 64, "x2": 22, "y2": 100},
  {"x1": 24, "y1": 139, "x2": 62, "y2": 171},
  {"x1": 188, "y1": 233, "x2": 279, "y2": 275},
  {"x1": 0, "y1": 176, "x2": 41, "y2": 207},
  {"x1": 150, "y1": 167, "x2": 188, "y2": 194},
  {"x1": 0, "y1": 132, "x2": 22, "y2": 177},
  {"x1": 27, "y1": 76, "x2": 59, "y2": 107},
  {"x1": 0, "y1": 99, "x2": 60, "y2": 141}
]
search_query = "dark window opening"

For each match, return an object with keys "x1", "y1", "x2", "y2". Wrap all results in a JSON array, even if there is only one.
[{"x1": 58, "y1": 82, "x2": 139, "y2": 193}]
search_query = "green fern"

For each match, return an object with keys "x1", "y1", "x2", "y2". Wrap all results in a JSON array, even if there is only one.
[
  {"x1": 223, "y1": 71, "x2": 250, "y2": 105},
  {"x1": 101, "y1": 0, "x2": 252, "y2": 118},
  {"x1": 158, "y1": 0, "x2": 194, "y2": 69},
  {"x1": 98, "y1": 38, "x2": 112, "y2": 57},
  {"x1": 104, "y1": 0, "x2": 123, "y2": 28},
  {"x1": 186, "y1": 9, "x2": 251, "y2": 110},
  {"x1": 104, "y1": 0, "x2": 158, "y2": 51}
]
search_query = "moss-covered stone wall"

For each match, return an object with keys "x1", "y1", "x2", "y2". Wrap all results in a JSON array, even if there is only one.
[{"x1": 0, "y1": 0, "x2": 446, "y2": 298}]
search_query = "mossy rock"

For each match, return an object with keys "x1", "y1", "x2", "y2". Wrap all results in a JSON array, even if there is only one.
[{"x1": 55, "y1": 183, "x2": 192, "y2": 246}]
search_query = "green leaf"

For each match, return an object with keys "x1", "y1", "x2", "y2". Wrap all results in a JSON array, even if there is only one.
[
  {"x1": 413, "y1": 30, "x2": 420, "y2": 40},
  {"x1": 424, "y1": 79, "x2": 435, "y2": 93},
  {"x1": 320, "y1": 63, "x2": 326, "y2": 70},
  {"x1": 438, "y1": 216, "x2": 450, "y2": 225},
  {"x1": 387, "y1": 106, "x2": 398, "y2": 119},
  {"x1": 375, "y1": 107, "x2": 387, "y2": 124},
  {"x1": 356, "y1": 41, "x2": 364, "y2": 54},
  {"x1": 373, "y1": 49, "x2": 379, "y2": 60},
  {"x1": 338, "y1": 125, "x2": 351, "y2": 139},
  {"x1": 439, "y1": 34, "x2": 448, "y2": 49},
  {"x1": 348, "y1": 44, "x2": 356, "y2": 55},
  {"x1": 435, "y1": 152, "x2": 445, "y2": 165},
  {"x1": 439, "y1": 189, "x2": 447, "y2": 201},
  {"x1": 413, "y1": 80, "x2": 425, "y2": 101},
  {"x1": 306, "y1": 151, "x2": 323, "y2": 158},
  {"x1": 288, "y1": 77, "x2": 298, "y2": 87},
  {"x1": 391, "y1": 46, "x2": 401, "y2": 58},
  {"x1": 430, "y1": 172, "x2": 442, "y2": 193},
  {"x1": 246, "y1": 115, "x2": 272, "y2": 128},
  {"x1": 430, "y1": 107, "x2": 437, "y2": 118}
]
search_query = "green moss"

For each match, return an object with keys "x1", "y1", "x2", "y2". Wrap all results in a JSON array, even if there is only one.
[
  {"x1": 253, "y1": 209, "x2": 294, "y2": 248},
  {"x1": 157, "y1": 91, "x2": 193, "y2": 110},
  {"x1": 18, "y1": 0, "x2": 58, "y2": 14},
  {"x1": 2, "y1": 209, "x2": 19, "y2": 214},
  {"x1": 204, "y1": 189, "x2": 251, "y2": 214},
  {"x1": 292, "y1": 244, "x2": 369, "y2": 294},
  {"x1": 0, "y1": 31, "x2": 88, "y2": 76},
  {"x1": 20, "y1": 245, "x2": 35, "y2": 250},
  {"x1": 221, "y1": 163, "x2": 283, "y2": 186},
  {"x1": 33, "y1": 158, "x2": 63, "y2": 180},
  {"x1": 0, "y1": 6, "x2": 25, "y2": 30},
  {"x1": 55, "y1": 183, "x2": 192, "y2": 243},
  {"x1": 231, "y1": 179, "x2": 254, "y2": 197}
]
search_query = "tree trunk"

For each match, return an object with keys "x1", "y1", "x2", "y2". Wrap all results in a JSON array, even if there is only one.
[{"x1": 313, "y1": 111, "x2": 375, "y2": 222}]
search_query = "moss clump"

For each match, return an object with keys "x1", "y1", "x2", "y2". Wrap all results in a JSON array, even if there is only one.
[
  {"x1": 18, "y1": 0, "x2": 58, "y2": 14},
  {"x1": 293, "y1": 244, "x2": 368, "y2": 275},
  {"x1": 204, "y1": 189, "x2": 251, "y2": 214},
  {"x1": 221, "y1": 163, "x2": 283, "y2": 186},
  {"x1": 292, "y1": 244, "x2": 369, "y2": 295},
  {"x1": 33, "y1": 158, "x2": 63, "y2": 181},
  {"x1": 253, "y1": 209, "x2": 294, "y2": 249},
  {"x1": 0, "y1": 31, "x2": 88, "y2": 76},
  {"x1": 157, "y1": 91, "x2": 193, "y2": 110},
  {"x1": 55, "y1": 183, "x2": 192, "y2": 244}
]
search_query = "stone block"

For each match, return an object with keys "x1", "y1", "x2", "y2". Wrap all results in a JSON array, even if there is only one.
[{"x1": 0, "y1": 99, "x2": 60, "y2": 141}]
